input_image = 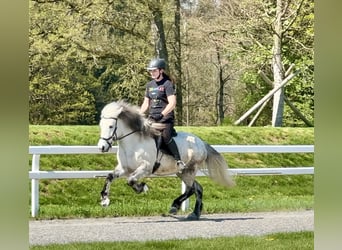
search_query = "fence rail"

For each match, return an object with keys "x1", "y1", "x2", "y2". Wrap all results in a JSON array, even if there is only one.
[{"x1": 29, "y1": 145, "x2": 314, "y2": 217}]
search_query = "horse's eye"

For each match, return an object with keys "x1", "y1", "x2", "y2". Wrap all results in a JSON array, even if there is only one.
[{"x1": 109, "y1": 125, "x2": 113, "y2": 129}]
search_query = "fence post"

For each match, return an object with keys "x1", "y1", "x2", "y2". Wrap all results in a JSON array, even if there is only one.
[
  {"x1": 31, "y1": 154, "x2": 40, "y2": 217},
  {"x1": 181, "y1": 181, "x2": 189, "y2": 211}
]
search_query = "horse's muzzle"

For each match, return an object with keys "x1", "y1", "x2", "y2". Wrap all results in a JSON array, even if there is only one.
[
  {"x1": 97, "y1": 139, "x2": 110, "y2": 152},
  {"x1": 100, "y1": 146, "x2": 107, "y2": 153}
]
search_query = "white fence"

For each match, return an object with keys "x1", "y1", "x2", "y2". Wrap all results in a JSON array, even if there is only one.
[{"x1": 29, "y1": 145, "x2": 314, "y2": 217}]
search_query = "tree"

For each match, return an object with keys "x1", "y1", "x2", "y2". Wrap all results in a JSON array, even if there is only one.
[
  {"x1": 29, "y1": 0, "x2": 100, "y2": 124},
  {"x1": 236, "y1": 0, "x2": 314, "y2": 126},
  {"x1": 29, "y1": 0, "x2": 154, "y2": 124},
  {"x1": 180, "y1": 0, "x2": 250, "y2": 125},
  {"x1": 272, "y1": 0, "x2": 286, "y2": 126},
  {"x1": 29, "y1": 0, "x2": 313, "y2": 126},
  {"x1": 174, "y1": 0, "x2": 183, "y2": 125}
]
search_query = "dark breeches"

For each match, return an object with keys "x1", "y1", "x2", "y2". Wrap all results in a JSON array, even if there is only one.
[{"x1": 161, "y1": 122, "x2": 174, "y2": 143}]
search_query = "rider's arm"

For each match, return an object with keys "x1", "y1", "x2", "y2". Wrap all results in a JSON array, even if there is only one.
[
  {"x1": 162, "y1": 94, "x2": 176, "y2": 117},
  {"x1": 140, "y1": 97, "x2": 150, "y2": 114}
]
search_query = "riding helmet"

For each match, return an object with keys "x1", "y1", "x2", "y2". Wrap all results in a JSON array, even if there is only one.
[{"x1": 147, "y1": 58, "x2": 166, "y2": 70}]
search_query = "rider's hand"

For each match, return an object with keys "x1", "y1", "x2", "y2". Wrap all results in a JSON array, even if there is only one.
[{"x1": 150, "y1": 113, "x2": 164, "y2": 121}]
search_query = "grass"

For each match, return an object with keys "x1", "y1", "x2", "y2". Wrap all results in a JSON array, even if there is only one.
[
  {"x1": 29, "y1": 125, "x2": 314, "y2": 219},
  {"x1": 30, "y1": 231, "x2": 314, "y2": 250}
]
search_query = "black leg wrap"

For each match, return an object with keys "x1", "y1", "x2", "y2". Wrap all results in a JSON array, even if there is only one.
[
  {"x1": 192, "y1": 181, "x2": 203, "y2": 219},
  {"x1": 107, "y1": 173, "x2": 114, "y2": 181},
  {"x1": 169, "y1": 185, "x2": 195, "y2": 215},
  {"x1": 128, "y1": 181, "x2": 146, "y2": 194}
]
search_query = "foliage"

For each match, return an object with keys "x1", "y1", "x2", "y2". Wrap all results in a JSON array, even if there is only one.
[
  {"x1": 29, "y1": 0, "x2": 314, "y2": 126},
  {"x1": 237, "y1": 0, "x2": 314, "y2": 126}
]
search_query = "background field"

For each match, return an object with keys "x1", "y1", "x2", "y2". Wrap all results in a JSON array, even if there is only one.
[{"x1": 29, "y1": 126, "x2": 314, "y2": 219}]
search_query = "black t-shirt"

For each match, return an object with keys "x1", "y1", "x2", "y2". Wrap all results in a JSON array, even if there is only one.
[{"x1": 145, "y1": 78, "x2": 175, "y2": 119}]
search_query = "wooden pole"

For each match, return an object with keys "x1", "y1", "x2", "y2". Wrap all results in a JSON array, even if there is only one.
[
  {"x1": 259, "y1": 68, "x2": 313, "y2": 127},
  {"x1": 248, "y1": 98, "x2": 271, "y2": 127},
  {"x1": 284, "y1": 96, "x2": 313, "y2": 127},
  {"x1": 247, "y1": 71, "x2": 273, "y2": 126},
  {"x1": 234, "y1": 70, "x2": 299, "y2": 125}
]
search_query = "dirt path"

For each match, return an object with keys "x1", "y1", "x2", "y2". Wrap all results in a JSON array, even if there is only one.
[{"x1": 29, "y1": 210, "x2": 314, "y2": 246}]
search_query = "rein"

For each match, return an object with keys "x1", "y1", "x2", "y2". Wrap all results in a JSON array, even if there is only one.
[{"x1": 100, "y1": 117, "x2": 139, "y2": 147}]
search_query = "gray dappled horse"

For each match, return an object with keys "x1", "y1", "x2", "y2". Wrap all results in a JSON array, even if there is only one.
[{"x1": 97, "y1": 101, "x2": 235, "y2": 220}]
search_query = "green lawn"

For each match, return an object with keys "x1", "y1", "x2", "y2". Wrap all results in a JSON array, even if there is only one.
[{"x1": 30, "y1": 231, "x2": 314, "y2": 250}]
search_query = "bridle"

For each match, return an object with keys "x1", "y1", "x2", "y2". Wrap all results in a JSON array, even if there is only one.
[{"x1": 100, "y1": 117, "x2": 139, "y2": 148}]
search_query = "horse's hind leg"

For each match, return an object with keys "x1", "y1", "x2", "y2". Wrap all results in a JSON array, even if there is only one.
[
  {"x1": 169, "y1": 184, "x2": 195, "y2": 215},
  {"x1": 187, "y1": 180, "x2": 203, "y2": 220},
  {"x1": 169, "y1": 180, "x2": 203, "y2": 220}
]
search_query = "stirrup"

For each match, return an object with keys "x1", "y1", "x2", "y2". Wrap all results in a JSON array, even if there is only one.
[{"x1": 176, "y1": 160, "x2": 186, "y2": 170}]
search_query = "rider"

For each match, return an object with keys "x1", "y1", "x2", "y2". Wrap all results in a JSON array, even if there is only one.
[{"x1": 140, "y1": 58, "x2": 186, "y2": 171}]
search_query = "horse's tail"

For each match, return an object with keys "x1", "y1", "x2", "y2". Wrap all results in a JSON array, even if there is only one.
[{"x1": 203, "y1": 143, "x2": 235, "y2": 188}]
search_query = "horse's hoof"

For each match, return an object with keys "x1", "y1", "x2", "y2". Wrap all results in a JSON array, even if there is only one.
[
  {"x1": 143, "y1": 184, "x2": 149, "y2": 193},
  {"x1": 101, "y1": 197, "x2": 110, "y2": 207},
  {"x1": 169, "y1": 206, "x2": 178, "y2": 215},
  {"x1": 186, "y1": 213, "x2": 200, "y2": 220}
]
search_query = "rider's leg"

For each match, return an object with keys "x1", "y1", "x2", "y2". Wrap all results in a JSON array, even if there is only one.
[
  {"x1": 152, "y1": 135, "x2": 163, "y2": 173},
  {"x1": 166, "y1": 138, "x2": 186, "y2": 170},
  {"x1": 163, "y1": 124, "x2": 186, "y2": 170}
]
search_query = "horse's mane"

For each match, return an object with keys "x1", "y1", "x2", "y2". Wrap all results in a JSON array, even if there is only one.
[{"x1": 104, "y1": 101, "x2": 161, "y2": 138}]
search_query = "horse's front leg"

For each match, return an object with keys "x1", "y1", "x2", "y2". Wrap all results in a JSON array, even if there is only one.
[
  {"x1": 100, "y1": 173, "x2": 114, "y2": 206},
  {"x1": 100, "y1": 167, "x2": 124, "y2": 206},
  {"x1": 127, "y1": 162, "x2": 151, "y2": 194}
]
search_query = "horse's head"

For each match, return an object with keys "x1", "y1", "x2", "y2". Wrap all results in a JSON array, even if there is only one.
[
  {"x1": 97, "y1": 103, "x2": 123, "y2": 152},
  {"x1": 97, "y1": 100, "x2": 161, "y2": 152}
]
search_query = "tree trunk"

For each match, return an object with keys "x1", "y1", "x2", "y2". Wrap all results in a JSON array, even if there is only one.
[
  {"x1": 151, "y1": 7, "x2": 168, "y2": 66},
  {"x1": 272, "y1": 0, "x2": 285, "y2": 127},
  {"x1": 174, "y1": 0, "x2": 183, "y2": 125},
  {"x1": 216, "y1": 48, "x2": 225, "y2": 125}
]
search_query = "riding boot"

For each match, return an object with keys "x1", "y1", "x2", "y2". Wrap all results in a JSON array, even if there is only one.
[
  {"x1": 152, "y1": 135, "x2": 163, "y2": 173},
  {"x1": 166, "y1": 138, "x2": 186, "y2": 170}
]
